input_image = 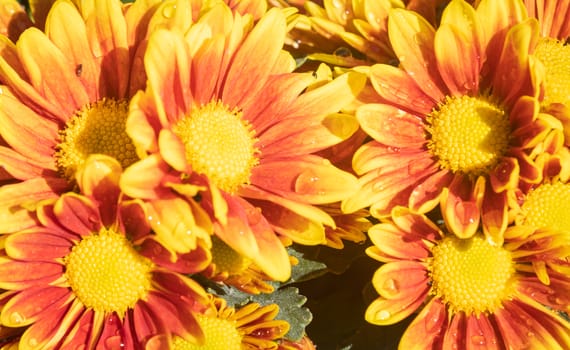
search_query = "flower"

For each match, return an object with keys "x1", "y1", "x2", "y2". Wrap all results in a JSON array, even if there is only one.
[
  {"x1": 0, "y1": 156, "x2": 210, "y2": 348},
  {"x1": 120, "y1": 1, "x2": 365, "y2": 281},
  {"x1": 342, "y1": 0, "x2": 558, "y2": 244},
  {"x1": 0, "y1": 0, "x2": 161, "y2": 233},
  {"x1": 365, "y1": 207, "x2": 570, "y2": 349},
  {"x1": 147, "y1": 295, "x2": 290, "y2": 350},
  {"x1": 524, "y1": 0, "x2": 570, "y2": 146}
]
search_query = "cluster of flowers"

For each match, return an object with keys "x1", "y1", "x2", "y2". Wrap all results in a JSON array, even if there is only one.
[{"x1": 0, "y1": 0, "x2": 568, "y2": 348}]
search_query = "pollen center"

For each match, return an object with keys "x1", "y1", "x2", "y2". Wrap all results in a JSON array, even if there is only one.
[
  {"x1": 521, "y1": 181, "x2": 570, "y2": 231},
  {"x1": 173, "y1": 101, "x2": 259, "y2": 193},
  {"x1": 534, "y1": 37, "x2": 570, "y2": 107},
  {"x1": 64, "y1": 228, "x2": 153, "y2": 315},
  {"x1": 429, "y1": 235, "x2": 514, "y2": 314},
  {"x1": 211, "y1": 236, "x2": 252, "y2": 274},
  {"x1": 426, "y1": 95, "x2": 510, "y2": 176},
  {"x1": 55, "y1": 98, "x2": 138, "y2": 182},
  {"x1": 172, "y1": 313, "x2": 241, "y2": 350}
]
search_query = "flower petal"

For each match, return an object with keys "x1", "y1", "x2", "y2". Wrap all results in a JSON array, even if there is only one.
[
  {"x1": 6, "y1": 230, "x2": 72, "y2": 262},
  {"x1": 441, "y1": 175, "x2": 483, "y2": 239},
  {"x1": 1, "y1": 286, "x2": 70, "y2": 327},
  {"x1": 371, "y1": 260, "x2": 429, "y2": 300},
  {"x1": 0, "y1": 258, "x2": 63, "y2": 289},
  {"x1": 388, "y1": 9, "x2": 446, "y2": 101},
  {"x1": 399, "y1": 298, "x2": 447, "y2": 350},
  {"x1": 53, "y1": 193, "x2": 102, "y2": 235}
]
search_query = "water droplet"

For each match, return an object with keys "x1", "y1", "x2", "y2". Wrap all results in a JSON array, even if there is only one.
[
  {"x1": 376, "y1": 310, "x2": 391, "y2": 320},
  {"x1": 162, "y1": 4, "x2": 176, "y2": 18},
  {"x1": 471, "y1": 335, "x2": 486, "y2": 346},
  {"x1": 372, "y1": 182, "x2": 385, "y2": 193},
  {"x1": 381, "y1": 278, "x2": 399, "y2": 296},
  {"x1": 28, "y1": 338, "x2": 38, "y2": 347},
  {"x1": 10, "y1": 312, "x2": 25, "y2": 324}
]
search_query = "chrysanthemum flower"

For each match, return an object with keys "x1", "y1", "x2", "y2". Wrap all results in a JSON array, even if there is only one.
[
  {"x1": 0, "y1": 0, "x2": 163, "y2": 233},
  {"x1": 147, "y1": 295, "x2": 290, "y2": 350},
  {"x1": 524, "y1": 0, "x2": 570, "y2": 145},
  {"x1": 278, "y1": 335, "x2": 317, "y2": 350},
  {"x1": 343, "y1": 0, "x2": 559, "y2": 244},
  {"x1": 365, "y1": 207, "x2": 570, "y2": 349},
  {"x1": 0, "y1": 156, "x2": 210, "y2": 349},
  {"x1": 121, "y1": 2, "x2": 365, "y2": 281}
]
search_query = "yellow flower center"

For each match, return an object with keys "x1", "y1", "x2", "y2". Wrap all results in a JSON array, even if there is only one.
[
  {"x1": 211, "y1": 236, "x2": 251, "y2": 274},
  {"x1": 55, "y1": 98, "x2": 138, "y2": 182},
  {"x1": 426, "y1": 95, "x2": 510, "y2": 177},
  {"x1": 172, "y1": 313, "x2": 241, "y2": 350},
  {"x1": 173, "y1": 101, "x2": 259, "y2": 193},
  {"x1": 429, "y1": 235, "x2": 514, "y2": 314},
  {"x1": 534, "y1": 37, "x2": 570, "y2": 107},
  {"x1": 64, "y1": 228, "x2": 153, "y2": 315},
  {"x1": 521, "y1": 181, "x2": 570, "y2": 231}
]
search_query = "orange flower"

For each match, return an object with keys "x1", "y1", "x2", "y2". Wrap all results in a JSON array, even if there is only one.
[
  {"x1": 147, "y1": 295, "x2": 290, "y2": 350},
  {"x1": 343, "y1": 0, "x2": 559, "y2": 244},
  {"x1": 0, "y1": 156, "x2": 210, "y2": 348},
  {"x1": 120, "y1": 2, "x2": 365, "y2": 281},
  {"x1": 0, "y1": 0, "x2": 161, "y2": 233},
  {"x1": 365, "y1": 207, "x2": 570, "y2": 349}
]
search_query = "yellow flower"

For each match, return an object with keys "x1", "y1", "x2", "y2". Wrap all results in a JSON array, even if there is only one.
[
  {"x1": 365, "y1": 207, "x2": 570, "y2": 349},
  {"x1": 120, "y1": 1, "x2": 365, "y2": 281}
]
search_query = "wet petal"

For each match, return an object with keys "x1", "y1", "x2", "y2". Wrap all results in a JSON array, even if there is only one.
[
  {"x1": 6, "y1": 231, "x2": 72, "y2": 262},
  {"x1": 53, "y1": 193, "x2": 102, "y2": 235},
  {"x1": 399, "y1": 298, "x2": 447, "y2": 350},
  {"x1": 1, "y1": 286, "x2": 70, "y2": 327},
  {"x1": 371, "y1": 261, "x2": 429, "y2": 300},
  {"x1": 0, "y1": 258, "x2": 63, "y2": 289},
  {"x1": 441, "y1": 175, "x2": 482, "y2": 239}
]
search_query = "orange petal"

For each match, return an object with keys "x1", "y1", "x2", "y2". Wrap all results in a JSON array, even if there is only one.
[
  {"x1": 369, "y1": 63, "x2": 435, "y2": 115},
  {"x1": 46, "y1": 0, "x2": 100, "y2": 101},
  {"x1": 435, "y1": 0, "x2": 482, "y2": 96},
  {"x1": 17, "y1": 28, "x2": 89, "y2": 116},
  {"x1": 144, "y1": 28, "x2": 191, "y2": 125},
  {"x1": 409, "y1": 169, "x2": 453, "y2": 213},
  {"x1": 0, "y1": 258, "x2": 63, "y2": 290},
  {"x1": 1, "y1": 286, "x2": 70, "y2": 327},
  {"x1": 53, "y1": 193, "x2": 102, "y2": 235},
  {"x1": 158, "y1": 129, "x2": 187, "y2": 172},
  {"x1": 356, "y1": 103, "x2": 425, "y2": 147},
  {"x1": 251, "y1": 155, "x2": 358, "y2": 204},
  {"x1": 0, "y1": 146, "x2": 55, "y2": 180},
  {"x1": 6, "y1": 231, "x2": 71, "y2": 262},
  {"x1": 481, "y1": 188, "x2": 507, "y2": 246},
  {"x1": 120, "y1": 154, "x2": 172, "y2": 199},
  {"x1": 368, "y1": 223, "x2": 432, "y2": 262},
  {"x1": 260, "y1": 201, "x2": 326, "y2": 245},
  {"x1": 371, "y1": 261, "x2": 429, "y2": 300},
  {"x1": 465, "y1": 314, "x2": 501, "y2": 350},
  {"x1": 399, "y1": 298, "x2": 447, "y2": 350},
  {"x1": 221, "y1": 8, "x2": 286, "y2": 108},
  {"x1": 365, "y1": 284, "x2": 428, "y2": 325},
  {"x1": 214, "y1": 194, "x2": 291, "y2": 281},
  {"x1": 388, "y1": 9, "x2": 446, "y2": 101},
  {"x1": 441, "y1": 175, "x2": 482, "y2": 239}
]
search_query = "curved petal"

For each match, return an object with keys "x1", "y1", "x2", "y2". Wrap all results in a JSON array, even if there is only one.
[
  {"x1": 53, "y1": 192, "x2": 102, "y2": 235},
  {"x1": 388, "y1": 9, "x2": 446, "y2": 101},
  {"x1": 6, "y1": 231, "x2": 72, "y2": 262},
  {"x1": 251, "y1": 155, "x2": 359, "y2": 205},
  {"x1": 371, "y1": 261, "x2": 429, "y2": 300},
  {"x1": 368, "y1": 63, "x2": 435, "y2": 115},
  {"x1": 441, "y1": 175, "x2": 483, "y2": 239},
  {"x1": 399, "y1": 298, "x2": 447, "y2": 350},
  {"x1": 144, "y1": 28, "x2": 191, "y2": 127},
  {"x1": 1, "y1": 286, "x2": 70, "y2": 327},
  {"x1": 435, "y1": 0, "x2": 482, "y2": 96},
  {"x1": 365, "y1": 282, "x2": 429, "y2": 325},
  {"x1": 0, "y1": 258, "x2": 63, "y2": 290},
  {"x1": 481, "y1": 188, "x2": 507, "y2": 246},
  {"x1": 45, "y1": 0, "x2": 99, "y2": 100},
  {"x1": 120, "y1": 154, "x2": 174, "y2": 199},
  {"x1": 0, "y1": 146, "x2": 55, "y2": 180},
  {"x1": 221, "y1": 8, "x2": 286, "y2": 109},
  {"x1": 16, "y1": 27, "x2": 89, "y2": 116},
  {"x1": 0, "y1": 177, "x2": 69, "y2": 233},
  {"x1": 356, "y1": 103, "x2": 425, "y2": 147},
  {"x1": 367, "y1": 223, "x2": 432, "y2": 262},
  {"x1": 213, "y1": 194, "x2": 291, "y2": 281},
  {"x1": 465, "y1": 314, "x2": 502, "y2": 350}
]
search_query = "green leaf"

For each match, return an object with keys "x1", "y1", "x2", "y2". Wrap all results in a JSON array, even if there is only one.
[{"x1": 285, "y1": 245, "x2": 328, "y2": 285}]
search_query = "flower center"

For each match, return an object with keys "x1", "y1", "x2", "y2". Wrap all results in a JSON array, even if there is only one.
[
  {"x1": 429, "y1": 235, "x2": 514, "y2": 314},
  {"x1": 521, "y1": 181, "x2": 570, "y2": 231},
  {"x1": 426, "y1": 95, "x2": 510, "y2": 177},
  {"x1": 173, "y1": 101, "x2": 259, "y2": 193},
  {"x1": 55, "y1": 98, "x2": 138, "y2": 182},
  {"x1": 172, "y1": 313, "x2": 241, "y2": 350},
  {"x1": 64, "y1": 228, "x2": 153, "y2": 315},
  {"x1": 534, "y1": 37, "x2": 570, "y2": 107},
  {"x1": 210, "y1": 236, "x2": 251, "y2": 274}
]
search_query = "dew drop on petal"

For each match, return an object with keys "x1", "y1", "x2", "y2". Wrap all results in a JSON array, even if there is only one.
[
  {"x1": 376, "y1": 310, "x2": 391, "y2": 321},
  {"x1": 9, "y1": 312, "x2": 25, "y2": 325},
  {"x1": 381, "y1": 278, "x2": 399, "y2": 296},
  {"x1": 471, "y1": 335, "x2": 486, "y2": 346}
]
